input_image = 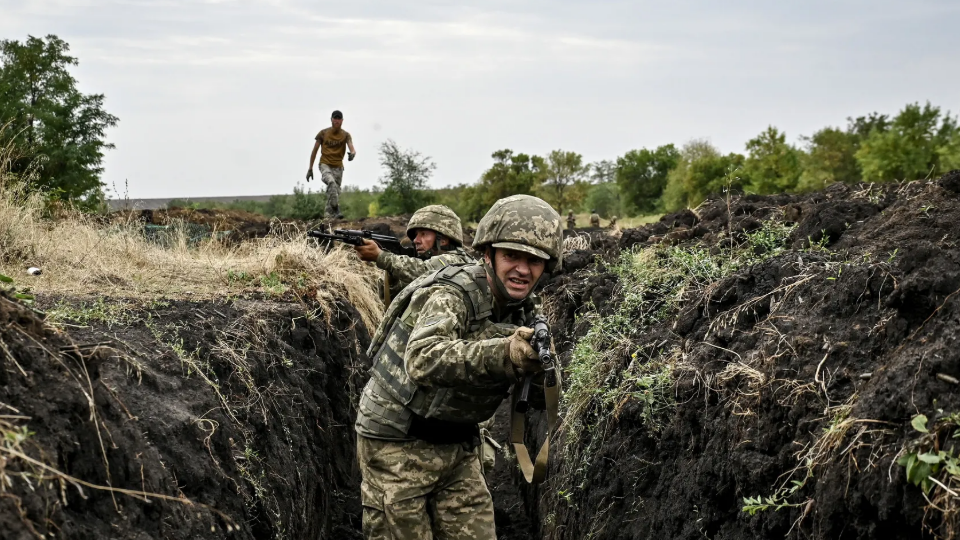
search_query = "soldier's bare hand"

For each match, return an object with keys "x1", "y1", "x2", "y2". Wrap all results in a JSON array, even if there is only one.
[
  {"x1": 354, "y1": 239, "x2": 381, "y2": 262},
  {"x1": 505, "y1": 327, "x2": 541, "y2": 379}
]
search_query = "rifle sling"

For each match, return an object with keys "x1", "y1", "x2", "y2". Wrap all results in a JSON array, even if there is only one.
[
  {"x1": 383, "y1": 271, "x2": 392, "y2": 307},
  {"x1": 510, "y1": 374, "x2": 560, "y2": 484}
]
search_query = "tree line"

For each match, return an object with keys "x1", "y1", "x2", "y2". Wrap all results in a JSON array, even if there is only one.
[{"x1": 3, "y1": 35, "x2": 958, "y2": 221}]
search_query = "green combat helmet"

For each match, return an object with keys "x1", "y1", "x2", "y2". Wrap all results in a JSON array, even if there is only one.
[
  {"x1": 406, "y1": 205, "x2": 464, "y2": 247},
  {"x1": 473, "y1": 194, "x2": 563, "y2": 274}
]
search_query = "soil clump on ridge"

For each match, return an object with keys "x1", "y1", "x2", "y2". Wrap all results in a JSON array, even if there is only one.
[{"x1": 489, "y1": 172, "x2": 960, "y2": 539}]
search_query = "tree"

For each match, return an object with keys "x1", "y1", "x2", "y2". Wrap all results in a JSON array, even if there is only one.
[
  {"x1": 0, "y1": 35, "x2": 118, "y2": 204},
  {"x1": 661, "y1": 140, "x2": 745, "y2": 211},
  {"x1": 855, "y1": 102, "x2": 960, "y2": 182},
  {"x1": 583, "y1": 182, "x2": 622, "y2": 218},
  {"x1": 615, "y1": 144, "x2": 680, "y2": 213},
  {"x1": 460, "y1": 149, "x2": 545, "y2": 221},
  {"x1": 589, "y1": 160, "x2": 616, "y2": 184},
  {"x1": 798, "y1": 127, "x2": 862, "y2": 191},
  {"x1": 376, "y1": 139, "x2": 435, "y2": 215},
  {"x1": 742, "y1": 126, "x2": 802, "y2": 194},
  {"x1": 539, "y1": 150, "x2": 587, "y2": 211}
]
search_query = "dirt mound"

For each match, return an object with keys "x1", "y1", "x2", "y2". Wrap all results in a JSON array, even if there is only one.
[
  {"x1": 485, "y1": 176, "x2": 960, "y2": 539},
  {"x1": 1, "y1": 292, "x2": 369, "y2": 539}
]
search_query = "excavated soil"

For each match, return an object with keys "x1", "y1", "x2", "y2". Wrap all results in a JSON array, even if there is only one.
[
  {"x1": 491, "y1": 171, "x2": 960, "y2": 540},
  {"x1": 6, "y1": 171, "x2": 960, "y2": 539},
  {"x1": 0, "y1": 292, "x2": 370, "y2": 539}
]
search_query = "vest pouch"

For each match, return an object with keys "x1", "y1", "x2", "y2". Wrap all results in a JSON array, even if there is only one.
[
  {"x1": 419, "y1": 383, "x2": 511, "y2": 424},
  {"x1": 369, "y1": 319, "x2": 419, "y2": 407}
]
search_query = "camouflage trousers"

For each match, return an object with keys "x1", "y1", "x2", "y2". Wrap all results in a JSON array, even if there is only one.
[
  {"x1": 320, "y1": 164, "x2": 344, "y2": 217},
  {"x1": 358, "y1": 435, "x2": 496, "y2": 540}
]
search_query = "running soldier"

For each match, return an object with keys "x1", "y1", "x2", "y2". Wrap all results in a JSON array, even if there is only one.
[{"x1": 306, "y1": 110, "x2": 356, "y2": 219}]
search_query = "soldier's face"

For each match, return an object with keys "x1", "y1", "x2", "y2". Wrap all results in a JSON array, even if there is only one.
[
  {"x1": 486, "y1": 248, "x2": 546, "y2": 300},
  {"x1": 331, "y1": 117, "x2": 343, "y2": 129},
  {"x1": 413, "y1": 229, "x2": 437, "y2": 254}
]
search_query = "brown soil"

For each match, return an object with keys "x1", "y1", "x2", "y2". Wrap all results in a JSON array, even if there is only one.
[
  {"x1": 7, "y1": 171, "x2": 960, "y2": 539},
  {"x1": 491, "y1": 172, "x2": 960, "y2": 539},
  {"x1": 0, "y1": 292, "x2": 369, "y2": 539}
]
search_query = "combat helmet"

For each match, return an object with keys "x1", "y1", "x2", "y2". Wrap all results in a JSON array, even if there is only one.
[
  {"x1": 473, "y1": 195, "x2": 563, "y2": 273},
  {"x1": 406, "y1": 205, "x2": 464, "y2": 246}
]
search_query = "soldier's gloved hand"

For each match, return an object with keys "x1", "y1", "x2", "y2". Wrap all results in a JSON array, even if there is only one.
[
  {"x1": 504, "y1": 327, "x2": 541, "y2": 379},
  {"x1": 306, "y1": 169, "x2": 314, "y2": 181},
  {"x1": 348, "y1": 152, "x2": 356, "y2": 161}
]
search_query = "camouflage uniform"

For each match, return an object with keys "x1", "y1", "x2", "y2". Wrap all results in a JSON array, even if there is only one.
[
  {"x1": 377, "y1": 205, "x2": 473, "y2": 298},
  {"x1": 355, "y1": 195, "x2": 563, "y2": 540},
  {"x1": 590, "y1": 211, "x2": 601, "y2": 227},
  {"x1": 566, "y1": 210, "x2": 576, "y2": 231}
]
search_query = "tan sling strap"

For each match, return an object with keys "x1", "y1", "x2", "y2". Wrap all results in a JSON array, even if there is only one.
[
  {"x1": 510, "y1": 374, "x2": 561, "y2": 484},
  {"x1": 382, "y1": 270, "x2": 392, "y2": 307}
]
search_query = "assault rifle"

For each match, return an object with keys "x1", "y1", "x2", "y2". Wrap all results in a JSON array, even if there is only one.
[
  {"x1": 515, "y1": 315, "x2": 557, "y2": 414},
  {"x1": 511, "y1": 314, "x2": 561, "y2": 484},
  {"x1": 307, "y1": 229, "x2": 417, "y2": 258}
]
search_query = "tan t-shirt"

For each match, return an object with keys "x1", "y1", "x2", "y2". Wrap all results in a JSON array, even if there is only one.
[{"x1": 315, "y1": 127, "x2": 353, "y2": 168}]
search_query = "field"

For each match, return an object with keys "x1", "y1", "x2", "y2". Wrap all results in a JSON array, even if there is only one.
[{"x1": 1, "y1": 171, "x2": 960, "y2": 539}]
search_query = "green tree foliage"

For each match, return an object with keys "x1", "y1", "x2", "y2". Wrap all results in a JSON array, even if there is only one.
[
  {"x1": 539, "y1": 149, "x2": 587, "y2": 211},
  {"x1": 661, "y1": 140, "x2": 744, "y2": 211},
  {"x1": 583, "y1": 182, "x2": 622, "y2": 218},
  {"x1": 743, "y1": 126, "x2": 802, "y2": 194},
  {"x1": 589, "y1": 160, "x2": 616, "y2": 184},
  {"x1": 615, "y1": 144, "x2": 680, "y2": 213},
  {"x1": 460, "y1": 150, "x2": 545, "y2": 221},
  {"x1": 855, "y1": 102, "x2": 960, "y2": 181},
  {"x1": 376, "y1": 139, "x2": 435, "y2": 215},
  {"x1": 0, "y1": 35, "x2": 118, "y2": 205},
  {"x1": 798, "y1": 127, "x2": 862, "y2": 191}
]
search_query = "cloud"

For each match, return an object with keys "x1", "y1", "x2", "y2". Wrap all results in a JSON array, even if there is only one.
[{"x1": 1, "y1": 0, "x2": 958, "y2": 198}]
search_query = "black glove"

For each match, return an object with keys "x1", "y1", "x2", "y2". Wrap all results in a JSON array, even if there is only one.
[
  {"x1": 306, "y1": 169, "x2": 314, "y2": 181},
  {"x1": 348, "y1": 152, "x2": 356, "y2": 162}
]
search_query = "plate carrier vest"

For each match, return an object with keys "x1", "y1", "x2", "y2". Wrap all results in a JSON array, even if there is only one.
[{"x1": 358, "y1": 264, "x2": 519, "y2": 438}]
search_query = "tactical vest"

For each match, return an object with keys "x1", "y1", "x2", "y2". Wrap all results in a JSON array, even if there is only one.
[{"x1": 358, "y1": 264, "x2": 523, "y2": 438}]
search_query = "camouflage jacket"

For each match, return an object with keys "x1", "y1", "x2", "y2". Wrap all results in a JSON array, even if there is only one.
[
  {"x1": 375, "y1": 247, "x2": 474, "y2": 295},
  {"x1": 355, "y1": 263, "x2": 539, "y2": 441}
]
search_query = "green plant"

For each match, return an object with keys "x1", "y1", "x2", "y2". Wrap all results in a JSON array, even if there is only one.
[
  {"x1": 0, "y1": 273, "x2": 34, "y2": 305},
  {"x1": 742, "y1": 478, "x2": 808, "y2": 515}
]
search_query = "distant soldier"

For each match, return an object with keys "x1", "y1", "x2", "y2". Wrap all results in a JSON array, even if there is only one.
[
  {"x1": 353, "y1": 205, "x2": 472, "y2": 303},
  {"x1": 566, "y1": 210, "x2": 576, "y2": 231},
  {"x1": 609, "y1": 215, "x2": 618, "y2": 227},
  {"x1": 306, "y1": 110, "x2": 356, "y2": 219},
  {"x1": 590, "y1": 209, "x2": 601, "y2": 228}
]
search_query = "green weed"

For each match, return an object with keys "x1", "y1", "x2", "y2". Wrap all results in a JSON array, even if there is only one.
[{"x1": 47, "y1": 297, "x2": 135, "y2": 327}]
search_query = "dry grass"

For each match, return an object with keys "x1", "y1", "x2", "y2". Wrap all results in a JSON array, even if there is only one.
[{"x1": 0, "y1": 181, "x2": 384, "y2": 331}]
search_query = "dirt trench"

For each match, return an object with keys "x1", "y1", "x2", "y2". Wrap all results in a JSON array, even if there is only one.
[
  {"x1": 5, "y1": 172, "x2": 960, "y2": 539},
  {"x1": 0, "y1": 293, "x2": 370, "y2": 539}
]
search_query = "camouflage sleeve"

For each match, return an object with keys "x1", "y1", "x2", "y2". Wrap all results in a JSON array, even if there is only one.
[
  {"x1": 403, "y1": 286, "x2": 511, "y2": 387},
  {"x1": 375, "y1": 251, "x2": 431, "y2": 290}
]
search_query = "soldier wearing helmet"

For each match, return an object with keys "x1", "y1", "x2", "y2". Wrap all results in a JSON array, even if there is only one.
[
  {"x1": 354, "y1": 205, "x2": 473, "y2": 300},
  {"x1": 355, "y1": 195, "x2": 562, "y2": 539}
]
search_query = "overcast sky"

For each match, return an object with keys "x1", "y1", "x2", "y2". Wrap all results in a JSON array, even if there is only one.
[{"x1": 4, "y1": 0, "x2": 959, "y2": 199}]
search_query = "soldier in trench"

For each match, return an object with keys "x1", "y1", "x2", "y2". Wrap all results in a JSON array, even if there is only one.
[
  {"x1": 353, "y1": 205, "x2": 473, "y2": 302},
  {"x1": 355, "y1": 195, "x2": 562, "y2": 539}
]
